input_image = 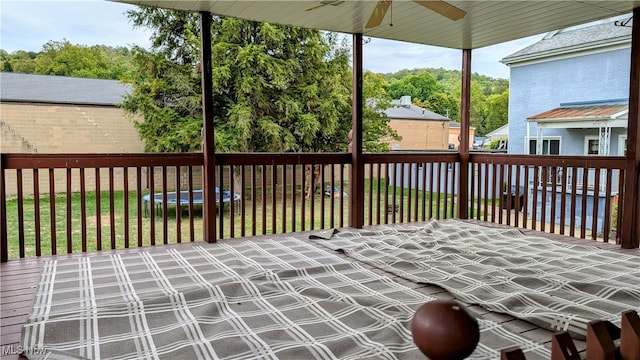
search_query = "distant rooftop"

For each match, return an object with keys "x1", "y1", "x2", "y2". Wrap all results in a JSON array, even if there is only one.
[
  {"x1": 0, "y1": 72, "x2": 131, "y2": 105},
  {"x1": 501, "y1": 15, "x2": 632, "y2": 65},
  {"x1": 385, "y1": 98, "x2": 450, "y2": 121}
]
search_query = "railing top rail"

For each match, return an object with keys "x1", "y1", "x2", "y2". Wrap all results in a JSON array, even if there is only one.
[
  {"x1": 2, "y1": 153, "x2": 204, "y2": 169},
  {"x1": 364, "y1": 152, "x2": 461, "y2": 163},
  {"x1": 470, "y1": 153, "x2": 627, "y2": 169},
  {"x1": 216, "y1": 152, "x2": 351, "y2": 166}
]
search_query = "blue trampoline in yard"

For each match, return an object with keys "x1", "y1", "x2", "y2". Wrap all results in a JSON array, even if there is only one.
[{"x1": 143, "y1": 188, "x2": 240, "y2": 217}]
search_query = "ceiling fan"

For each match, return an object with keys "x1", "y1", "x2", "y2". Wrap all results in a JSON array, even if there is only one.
[{"x1": 365, "y1": 0, "x2": 467, "y2": 28}]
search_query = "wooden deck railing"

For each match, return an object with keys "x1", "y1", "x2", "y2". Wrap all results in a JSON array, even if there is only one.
[
  {"x1": 469, "y1": 153, "x2": 627, "y2": 244},
  {"x1": 0, "y1": 151, "x2": 632, "y2": 262}
]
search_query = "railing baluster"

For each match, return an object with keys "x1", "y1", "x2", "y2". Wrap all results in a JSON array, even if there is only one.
[
  {"x1": 94, "y1": 168, "x2": 102, "y2": 251},
  {"x1": 66, "y1": 168, "x2": 72, "y2": 253},
  {"x1": 368, "y1": 163, "x2": 373, "y2": 226},
  {"x1": 442, "y1": 162, "x2": 449, "y2": 219},
  {"x1": 273, "y1": 164, "x2": 278, "y2": 233},
  {"x1": 281, "y1": 164, "x2": 287, "y2": 232},
  {"x1": 49, "y1": 168, "x2": 56, "y2": 255},
  {"x1": 490, "y1": 163, "x2": 498, "y2": 224},
  {"x1": 427, "y1": 162, "x2": 434, "y2": 221},
  {"x1": 17, "y1": 169, "x2": 25, "y2": 258},
  {"x1": 33, "y1": 169, "x2": 41, "y2": 257},
  {"x1": 570, "y1": 167, "x2": 578, "y2": 238},
  {"x1": 109, "y1": 167, "x2": 116, "y2": 249},
  {"x1": 603, "y1": 169, "x2": 613, "y2": 243},
  {"x1": 531, "y1": 166, "x2": 539, "y2": 231},
  {"x1": 149, "y1": 166, "x2": 155, "y2": 246},
  {"x1": 514, "y1": 165, "x2": 521, "y2": 228},
  {"x1": 522, "y1": 166, "x2": 530, "y2": 229},
  {"x1": 320, "y1": 164, "x2": 325, "y2": 229},
  {"x1": 420, "y1": 162, "x2": 427, "y2": 222},
  {"x1": 175, "y1": 166, "x2": 181, "y2": 244},
  {"x1": 188, "y1": 166, "x2": 195, "y2": 242},
  {"x1": 540, "y1": 166, "x2": 555, "y2": 231},
  {"x1": 80, "y1": 168, "x2": 87, "y2": 252},
  {"x1": 123, "y1": 167, "x2": 130, "y2": 248},
  {"x1": 414, "y1": 162, "x2": 419, "y2": 222},
  {"x1": 592, "y1": 168, "x2": 601, "y2": 240},
  {"x1": 290, "y1": 164, "x2": 296, "y2": 233},
  {"x1": 161, "y1": 166, "x2": 168, "y2": 245},
  {"x1": 218, "y1": 163, "x2": 224, "y2": 239},
  {"x1": 136, "y1": 167, "x2": 143, "y2": 247},
  {"x1": 400, "y1": 162, "x2": 405, "y2": 223},
  {"x1": 468, "y1": 163, "x2": 476, "y2": 220},
  {"x1": 330, "y1": 163, "x2": 335, "y2": 228},
  {"x1": 559, "y1": 166, "x2": 568, "y2": 235},
  {"x1": 580, "y1": 167, "x2": 589, "y2": 239},
  {"x1": 339, "y1": 164, "x2": 345, "y2": 227}
]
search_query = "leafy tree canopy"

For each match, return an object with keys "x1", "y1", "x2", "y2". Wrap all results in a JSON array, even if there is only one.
[
  {"x1": 122, "y1": 8, "x2": 398, "y2": 153},
  {"x1": 0, "y1": 41, "x2": 134, "y2": 80},
  {"x1": 385, "y1": 72, "x2": 444, "y2": 102}
]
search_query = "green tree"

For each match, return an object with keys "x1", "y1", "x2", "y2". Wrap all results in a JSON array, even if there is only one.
[
  {"x1": 385, "y1": 72, "x2": 444, "y2": 102},
  {"x1": 123, "y1": 8, "x2": 398, "y2": 155},
  {"x1": 1, "y1": 50, "x2": 38, "y2": 73},
  {"x1": 454, "y1": 81, "x2": 488, "y2": 135},
  {"x1": 421, "y1": 92, "x2": 459, "y2": 121},
  {"x1": 484, "y1": 89, "x2": 509, "y2": 133},
  {"x1": 32, "y1": 40, "x2": 133, "y2": 79},
  {"x1": 362, "y1": 71, "x2": 401, "y2": 152}
]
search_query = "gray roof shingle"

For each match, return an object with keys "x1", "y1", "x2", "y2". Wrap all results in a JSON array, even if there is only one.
[
  {"x1": 385, "y1": 99, "x2": 450, "y2": 121},
  {"x1": 0, "y1": 72, "x2": 131, "y2": 105},
  {"x1": 501, "y1": 16, "x2": 632, "y2": 65}
]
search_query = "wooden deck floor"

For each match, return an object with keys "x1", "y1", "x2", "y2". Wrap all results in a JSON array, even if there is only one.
[{"x1": 2, "y1": 223, "x2": 638, "y2": 359}]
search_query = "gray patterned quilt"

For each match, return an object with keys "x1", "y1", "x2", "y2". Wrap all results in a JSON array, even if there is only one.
[
  {"x1": 315, "y1": 219, "x2": 640, "y2": 340},
  {"x1": 21, "y1": 233, "x2": 552, "y2": 359}
]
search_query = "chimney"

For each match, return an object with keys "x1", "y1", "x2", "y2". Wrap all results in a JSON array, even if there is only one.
[{"x1": 400, "y1": 95, "x2": 411, "y2": 107}]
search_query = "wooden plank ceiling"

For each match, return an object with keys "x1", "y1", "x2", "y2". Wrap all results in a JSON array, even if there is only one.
[{"x1": 114, "y1": 0, "x2": 639, "y2": 49}]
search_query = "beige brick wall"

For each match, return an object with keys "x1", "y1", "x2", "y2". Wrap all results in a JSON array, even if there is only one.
[
  {"x1": 0, "y1": 103, "x2": 143, "y2": 154},
  {"x1": 388, "y1": 119, "x2": 449, "y2": 150}
]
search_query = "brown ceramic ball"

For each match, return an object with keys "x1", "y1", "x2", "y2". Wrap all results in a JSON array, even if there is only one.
[{"x1": 411, "y1": 299, "x2": 480, "y2": 360}]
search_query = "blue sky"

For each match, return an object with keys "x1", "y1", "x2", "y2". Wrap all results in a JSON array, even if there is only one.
[{"x1": 0, "y1": 0, "x2": 544, "y2": 79}]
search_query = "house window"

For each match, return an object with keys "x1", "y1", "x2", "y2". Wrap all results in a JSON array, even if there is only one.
[
  {"x1": 584, "y1": 136, "x2": 599, "y2": 155},
  {"x1": 619, "y1": 135, "x2": 627, "y2": 156},
  {"x1": 528, "y1": 138, "x2": 560, "y2": 155}
]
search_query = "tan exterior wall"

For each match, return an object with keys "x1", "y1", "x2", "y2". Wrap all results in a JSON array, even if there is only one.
[
  {"x1": 448, "y1": 127, "x2": 476, "y2": 150},
  {"x1": 1, "y1": 102, "x2": 143, "y2": 154},
  {"x1": 388, "y1": 119, "x2": 449, "y2": 150}
]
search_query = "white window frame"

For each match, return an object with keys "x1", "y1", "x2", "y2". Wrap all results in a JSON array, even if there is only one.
[
  {"x1": 584, "y1": 135, "x2": 600, "y2": 155},
  {"x1": 526, "y1": 136, "x2": 561, "y2": 155},
  {"x1": 619, "y1": 135, "x2": 628, "y2": 156}
]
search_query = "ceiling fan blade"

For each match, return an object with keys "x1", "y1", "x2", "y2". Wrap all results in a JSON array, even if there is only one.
[
  {"x1": 413, "y1": 0, "x2": 466, "y2": 21},
  {"x1": 365, "y1": 0, "x2": 392, "y2": 29}
]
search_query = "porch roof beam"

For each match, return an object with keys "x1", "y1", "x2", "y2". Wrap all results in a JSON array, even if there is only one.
[{"x1": 621, "y1": 7, "x2": 640, "y2": 249}]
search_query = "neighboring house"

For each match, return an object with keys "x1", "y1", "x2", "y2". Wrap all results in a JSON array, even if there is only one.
[
  {"x1": 385, "y1": 96, "x2": 452, "y2": 151},
  {"x1": 500, "y1": 15, "x2": 632, "y2": 232},
  {"x1": 0, "y1": 72, "x2": 142, "y2": 154},
  {"x1": 485, "y1": 124, "x2": 508, "y2": 150},
  {"x1": 0, "y1": 72, "x2": 145, "y2": 197},
  {"x1": 501, "y1": 16, "x2": 631, "y2": 159}
]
